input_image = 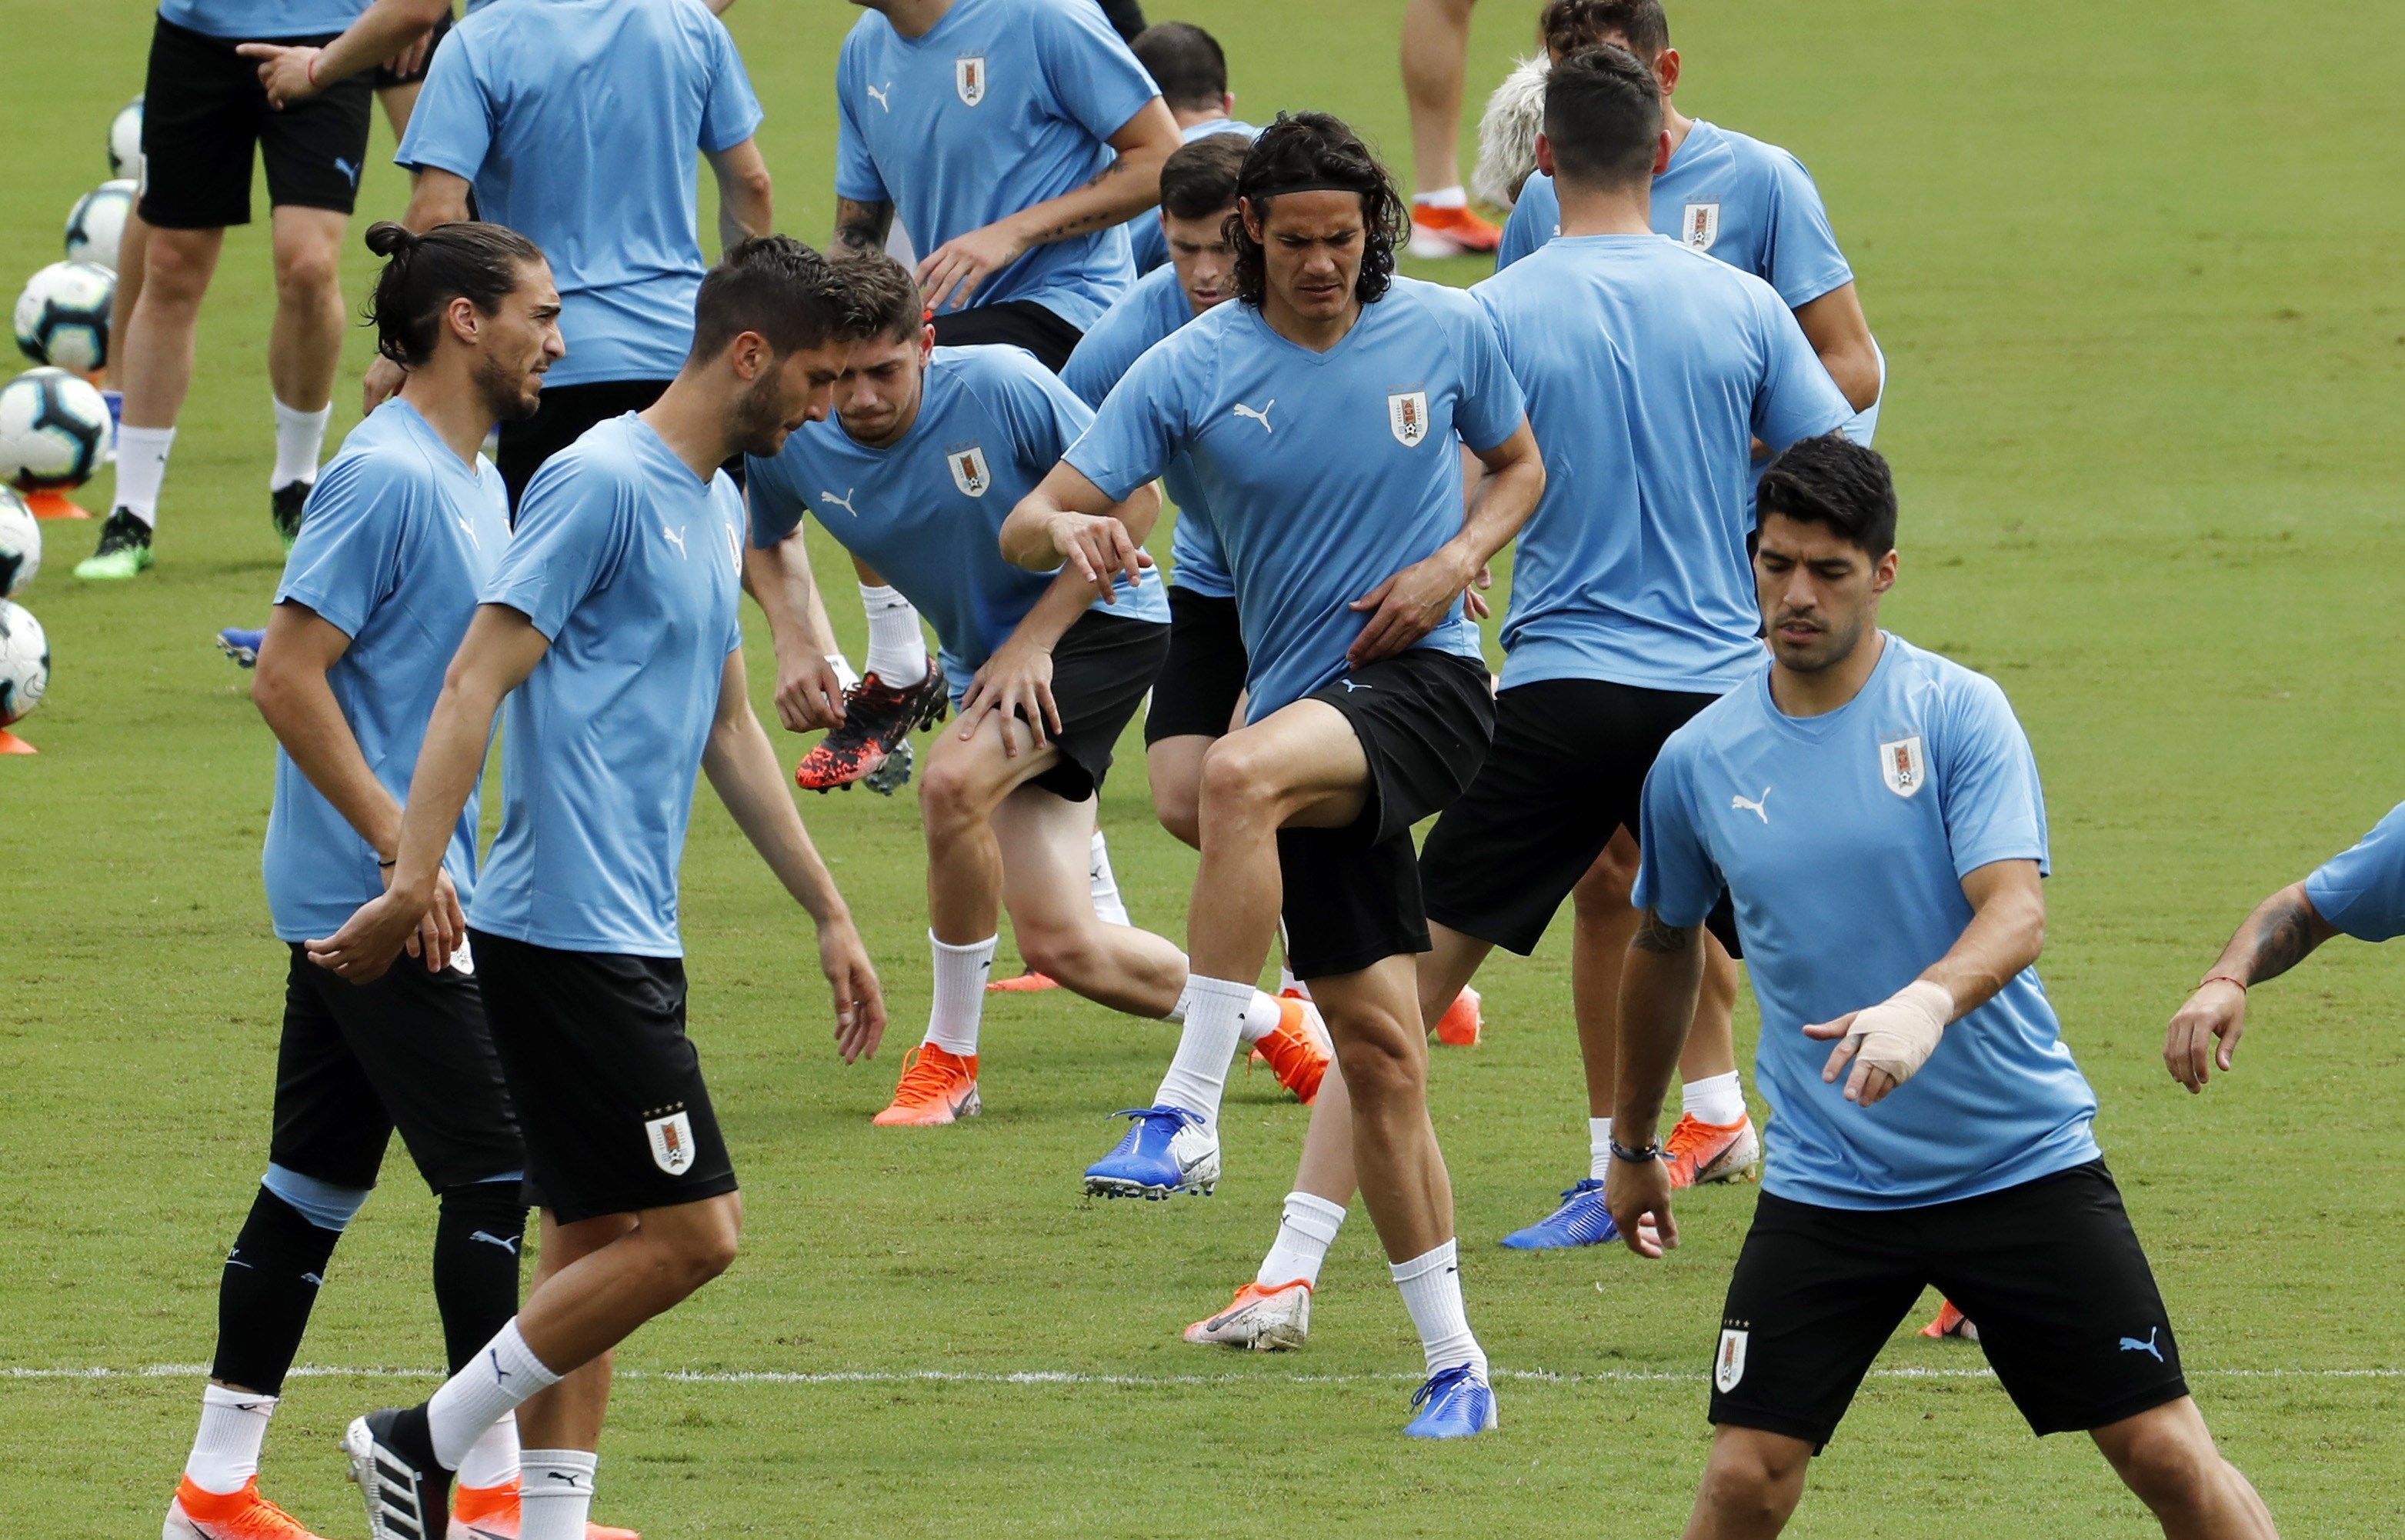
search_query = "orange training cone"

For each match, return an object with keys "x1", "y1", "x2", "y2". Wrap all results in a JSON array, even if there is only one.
[
  {"x1": 24, "y1": 490, "x2": 91, "y2": 521},
  {"x1": 0, "y1": 729, "x2": 37, "y2": 755}
]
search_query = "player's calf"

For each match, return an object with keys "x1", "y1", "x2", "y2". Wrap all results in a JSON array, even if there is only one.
[
  {"x1": 1690, "y1": 1426, "x2": 1812, "y2": 1538},
  {"x1": 2093, "y1": 1400, "x2": 2280, "y2": 1538}
]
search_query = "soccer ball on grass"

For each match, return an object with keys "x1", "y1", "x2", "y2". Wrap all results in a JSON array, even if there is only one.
[
  {"x1": 0, "y1": 490, "x2": 38, "y2": 596},
  {"x1": 0, "y1": 368, "x2": 112, "y2": 492},
  {"x1": 14, "y1": 262, "x2": 115, "y2": 374},
  {"x1": 0, "y1": 599, "x2": 49, "y2": 729},
  {"x1": 65, "y1": 180, "x2": 138, "y2": 269},
  {"x1": 109, "y1": 95, "x2": 144, "y2": 182}
]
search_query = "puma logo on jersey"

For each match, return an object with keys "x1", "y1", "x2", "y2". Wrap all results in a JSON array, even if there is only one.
[
  {"x1": 455, "y1": 515, "x2": 482, "y2": 550},
  {"x1": 662, "y1": 525, "x2": 688, "y2": 558},
  {"x1": 866, "y1": 82, "x2": 892, "y2": 112},
  {"x1": 819, "y1": 488, "x2": 860, "y2": 517},
  {"x1": 1231, "y1": 399, "x2": 1275, "y2": 433},
  {"x1": 1730, "y1": 786, "x2": 1772, "y2": 823}
]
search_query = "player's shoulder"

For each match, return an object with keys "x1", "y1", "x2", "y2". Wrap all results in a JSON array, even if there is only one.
[
  {"x1": 935, "y1": 341, "x2": 1058, "y2": 397},
  {"x1": 1384, "y1": 273, "x2": 1483, "y2": 321},
  {"x1": 322, "y1": 404, "x2": 439, "y2": 492},
  {"x1": 523, "y1": 415, "x2": 645, "y2": 506},
  {"x1": 1700, "y1": 119, "x2": 1820, "y2": 187},
  {"x1": 1886, "y1": 635, "x2": 2025, "y2": 738}
]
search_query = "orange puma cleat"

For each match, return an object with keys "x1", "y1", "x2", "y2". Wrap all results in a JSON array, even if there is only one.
[
  {"x1": 164, "y1": 1475, "x2": 327, "y2": 1540},
  {"x1": 871, "y1": 1043, "x2": 982, "y2": 1126},
  {"x1": 449, "y1": 1477, "x2": 642, "y2": 1539},
  {"x1": 985, "y1": 970, "x2": 1059, "y2": 992},
  {"x1": 1662, "y1": 1112, "x2": 1761, "y2": 1189},
  {"x1": 1920, "y1": 1299, "x2": 1980, "y2": 1342},
  {"x1": 1432, "y1": 986, "x2": 1483, "y2": 1048},
  {"x1": 1246, "y1": 996, "x2": 1332, "y2": 1104},
  {"x1": 1406, "y1": 202, "x2": 1503, "y2": 258}
]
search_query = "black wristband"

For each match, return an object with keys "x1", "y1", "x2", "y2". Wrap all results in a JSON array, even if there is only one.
[
  {"x1": 377, "y1": 857, "x2": 397, "y2": 868},
  {"x1": 1609, "y1": 1139, "x2": 1663, "y2": 1164}
]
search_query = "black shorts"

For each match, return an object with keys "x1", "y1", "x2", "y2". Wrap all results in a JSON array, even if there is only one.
[
  {"x1": 1142, "y1": 588, "x2": 1246, "y2": 745},
  {"x1": 929, "y1": 301, "x2": 1084, "y2": 375},
  {"x1": 1022, "y1": 608, "x2": 1171, "y2": 802},
  {"x1": 1279, "y1": 649, "x2": 1495, "y2": 979},
  {"x1": 468, "y1": 929, "x2": 738, "y2": 1225},
  {"x1": 1422, "y1": 677, "x2": 1739, "y2": 957},
  {"x1": 372, "y1": 12, "x2": 452, "y2": 89},
  {"x1": 1711, "y1": 1160, "x2": 2189, "y2": 1452},
  {"x1": 269, "y1": 944, "x2": 522, "y2": 1194},
  {"x1": 138, "y1": 17, "x2": 375, "y2": 229}
]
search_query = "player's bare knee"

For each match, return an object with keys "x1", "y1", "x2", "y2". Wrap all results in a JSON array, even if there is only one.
[
  {"x1": 2103, "y1": 1419, "x2": 2216, "y2": 1512},
  {"x1": 1697, "y1": 1438, "x2": 1804, "y2": 1527},
  {"x1": 1197, "y1": 736, "x2": 1284, "y2": 826},
  {"x1": 1149, "y1": 772, "x2": 1202, "y2": 848},
  {"x1": 1016, "y1": 925, "x2": 1096, "y2": 987},
  {"x1": 272, "y1": 242, "x2": 341, "y2": 305},
  {"x1": 1328, "y1": 1015, "x2": 1422, "y2": 1109},
  {"x1": 916, "y1": 754, "x2": 987, "y2": 835},
  {"x1": 142, "y1": 235, "x2": 215, "y2": 308}
]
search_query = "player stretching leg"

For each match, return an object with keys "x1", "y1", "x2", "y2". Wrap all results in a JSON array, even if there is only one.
[
  {"x1": 746, "y1": 255, "x2": 1323, "y2": 1129},
  {"x1": 309, "y1": 239, "x2": 885, "y2": 1540},
  {"x1": 165, "y1": 223, "x2": 569, "y2": 1540},
  {"x1": 1016, "y1": 115, "x2": 1543, "y2": 1430},
  {"x1": 1604, "y1": 437, "x2": 2277, "y2": 1538}
]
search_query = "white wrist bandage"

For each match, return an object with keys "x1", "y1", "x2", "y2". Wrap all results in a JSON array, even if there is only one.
[{"x1": 1845, "y1": 979, "x2": 1955, "y2": 1085}]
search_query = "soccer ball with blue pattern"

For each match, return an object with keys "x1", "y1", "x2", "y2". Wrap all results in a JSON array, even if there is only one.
[
  {"x1": 109, "y1": 95, "x2": 144, "y2": 182},
  {"x1": 0, "y1": 490, "x2": 38, "y2": 598},
  {"x1": 14, "y1": 262, "x2": 115, "y2": 375},
  {"x1": 0, "y1": 368, "x2": 112, "y2": 492},
  {"x1": 65, "y1": 181, "x2": 138, "y2": 269},
  {"x1": 0, "y1": 599, "x2": 49, "y2": 728}
]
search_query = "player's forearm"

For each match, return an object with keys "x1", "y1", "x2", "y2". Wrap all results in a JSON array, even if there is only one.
[
  {"x1": 1007, "y1": 565, "x2": 1108, "y2": 652},
  {"x1": 2204, "y1": 882, "x2": 2335, "y2": 988},
  {"x1": 1006, "y1": 108, "x2": 1180, "y2": 246},
  {"x1": 301, "y1": 0, "x2": 447, "y2": 88},
  {"x1": 744, "y1": 541, "x2": 837, "y2": 661},
  {"x1": 388, "y1": 682, "x2": 502, "y2": 896},
  {"x1": 703, "y1": 712, "x2": 852, "y2": 926},
  {"x1": 253, "y1": 662, "x2": 405, "y2": 858},
  {"x1": 1793, "y1": 284, "x2": 1881, "y2": 413},
  {"x1": 1449, "y1": 432, "x2": 1545, "y2": 574},
  {"x1": 1918, "y1": 877, "x2": 2045, "y2": 1021},
  {"x1": 708, "y1": 142, "x2": 773, "y2": 250},
  {"x1": 402, "y1": 170, "x2": 474, "y2": 233},
  {"x1": 1613, "y1": 912, "x2": 1707, "y2": 1142},
  {"x1": 1000, "y1": 468, "x2": 1122, "y2": 568},
  {"x1": 832, "y1": 198, "x2": 895, "y2": 261}
]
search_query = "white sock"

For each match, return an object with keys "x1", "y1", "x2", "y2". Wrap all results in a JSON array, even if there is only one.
[
  {"x1": 924, "y1": 932, "x2": 996, "y2": 1057},
  {"x1": 1257, "y1": 1191, "x2": 1347, "y2": 1289},
  {"x1": 827, "y1": 652, "x2": 861, "y2": 694},
  {"x1": 1088, "y1": 828, "x2": 1131, "y2": 928},
  {"x1": 270, "y1": 398, "x2": 331, "y2": 490},
  {"x1": 1391, "y1": 1239, "x2": 1486, "y2": 1378},
  {"x1": 859, "y1": 584, "x2": 929, "y2": 686},
  {"x1": 114, "y1": 424, "x2": 175, "y2": 525},
  {"x1": 185, "y1": 1384, "x2": 275, "y2": 1495},
  {"x1": 1235, "y1": 988, "x2": 1284, "y2": 1047},
  {"x1": 1276, "y1": 962, "x2": 1307, "y2": 998},
  {"x1": 1681, "y1": 1072, "x2": 1746, "y2": 1127},
  {"x1": 455, "y1": 1413, "x2": 520, "y2": 1491},
  {"x1": 425, "y1": 1319, "x2": 562, "y2": 1471},
  {"x1": 1589, "y1": 1117, "x2": 1613, "y2": 1182},
  {"x1": 1413, "y1": 185, "x2": 1468, "y2": 208},
  {"x1": 517, "y1": 1449, "x2": 597, "y2": 1540},
  {"x1": 1153, "y1": 975, "x2": 1254, "y2": 1125}
]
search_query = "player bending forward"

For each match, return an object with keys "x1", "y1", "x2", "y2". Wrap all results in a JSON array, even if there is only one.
[
  {"x1": 745, "y1": 254, "x2": 1325, "y2": 1131},
  {"x1": 309, "y1": 238, "x2": 884, "y2": 1540},
  {"x1": 1605, "y1": 436, "x2": 2276, "y2": 1538},
  {"x1": 1012, "y1": 114, "x2": 1543, "y2": 1435}
]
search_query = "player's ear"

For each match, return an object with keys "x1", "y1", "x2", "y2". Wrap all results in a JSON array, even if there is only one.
[
  {"x1": 1654, "y1": 48, "x2": 1680, "y2": 95},
  {"x1": 729, "y1": 330, "x2": 769, "y2": 381},
  {"x1": 445, "y1": 293, "x2": 479, "y2": 348},
  {"x1": 1239, "y1": 196, "x2": 1265, "y2": 242},
  {"x1": 1533, "y1": 132, "x2": 1556, "y2": 179},
  {"x1": 1872, "y1": 548, "x2": 1900, "y2": 595},
  {"x1": 1653, "y1": 128, "x2": 1673, "y2": 177},
  {"x1": 919, "y1": 323, "x2": 936, "y2": 363}
]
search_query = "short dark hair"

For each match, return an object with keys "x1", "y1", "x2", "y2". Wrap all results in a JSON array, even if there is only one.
[
  {"x1": 1159, "y1": 132, "x2": 1249, "y2": 221},
  {"x1": 361, "y1": 219, "x2": 545, "y2": 368},
  {"x1": 689, "y1": 235, "x2": 844, "y2": 362},
  {"x1": 1229, "y1": 112, "x2": 1405, "y2": 310},
  {"x1": 1131, "y1": 22, "x2": 1229, "y2": 113},
  {"x1": 1540, "y1": 0, "x2": 1669, "y2": 61},
  {"x1": 1757, "y1": 435, "x2": 1897, "y2": 557},
  {"x1": 829, "y1": 252, "x2": 924, "y2": 344},
  {"x1": 1544, "y1": 45, "x2": 1662, "y2": 190}
]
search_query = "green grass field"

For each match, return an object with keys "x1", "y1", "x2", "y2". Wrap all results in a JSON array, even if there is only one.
[{"x1": 5, "y1": 0, "x2": 2403, "y2": 1532}]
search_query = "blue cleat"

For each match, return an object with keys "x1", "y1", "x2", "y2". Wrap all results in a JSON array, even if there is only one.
[
  {"x1": 216, "y1": 626, "x2": 265, "y2": 668},
  {"x1": 1082, "y1": 1105, "x2": 1220, "y2": 1199},
  {"x1": 1498, "y1": 1177, "x2": 1620, "y2": 1250},
  {"x1": 1403, "y1": 1364, "x2": 1498, "y2": 1438}
]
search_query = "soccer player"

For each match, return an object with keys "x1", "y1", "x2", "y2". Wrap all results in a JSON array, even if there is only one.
[
  {"x1": 1603, "y1": 437, "x2": 2277, "y2": 1538},
  {"x1": 76, "y1": 0, "x2": 378, "y2": 581},
  {"x1": 163, "y1": 222, "x2": 571, "y2": 1540},
  {"x1": 1123, "y1": 23, "x2": 1256, "y2": 275},
  {"x1": 1399, "y1": 0, "x2": 1506, "y2": 255},
  {"x1": 744, "y1": 254, "x2": 1325, "y2": 1128},
  {"x1": 1012, "y1": 113, "x2": 1544, "y2": 1434},
  {"x1": 2163, "y1": 801, "x2": 2405, "y2": 1093},
  {"x1": 806, "y1": 0, "x2": 1180, "y2": 793},
  {"x1": 307, "y1": 238, "x2": 886, "y2": 1540}
]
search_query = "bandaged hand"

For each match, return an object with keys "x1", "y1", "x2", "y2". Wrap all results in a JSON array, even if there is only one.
[{"x1": 1803, "y1": 980, "x2": 1955, "y2": 1107}]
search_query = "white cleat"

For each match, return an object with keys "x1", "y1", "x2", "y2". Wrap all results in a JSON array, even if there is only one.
[
  {"x1": 1082, "y1": 1105, "x2": 1221, "y2": 1198},
  {"x1": 1184, "y1": 1279, "x2": 1311, "y2": 1350}
]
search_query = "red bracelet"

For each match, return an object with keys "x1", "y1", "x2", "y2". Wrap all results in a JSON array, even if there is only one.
[{"x1": 2199, "y1": 974, "x2": 2248, "y2": 993}]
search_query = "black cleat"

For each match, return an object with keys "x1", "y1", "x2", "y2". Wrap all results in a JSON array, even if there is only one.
[
  {"x1": 342, "y1": 1405, "x2": 452, "y2": 1540},
  {"x1": 794, "y1": 662, "x2": 948, "y2": 795},
  {"x1": 272, "y1": 480, "x2": 312, "y2": 549}
]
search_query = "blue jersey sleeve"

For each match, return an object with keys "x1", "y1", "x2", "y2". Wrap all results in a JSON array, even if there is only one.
[
  {"x1": 698, "y1": 14, "x2": 765, "y2": 154},
  {"x1": 1060, "y1": 300, "x2": 1152, "y2": 408},
  {"x1": 1496, "y1": 175, "x2": 1554, "y2": 271},
  {"x1": 393, "y1": 30, "x2": 490, "y2": 178},
  {"x1": 482, "y1": 455, "x2": 630, "y2": 641},
  {"x1": 832, "y1": 44, "x2": 888, "y2": 203},
  {"x1": 1760, "y1": 148, "x2": 1855, "y2": 311},
  {"x1": 994, "y1": 355, "x2": 1096, "y2": 465},
  {"x1": 272, "y1": 448, "x2": 410, "y2": 638},
  {"x1": 742, "y1": 448, "x2": 808, "y2": 550},
  {"x1": 1934, "y1": 669, "x2": 2051, "y2": 879},
  {"x1": 1063, "y1": 344, "x2": 1187, "y2": 501},
  {"x1": 1449, "y1": 301, "x2": 1526, "y2": 454},
  {"x1": 1632, "y1": 740, "x2": 1722, "y2": 928},
  {"x1": 1751, "y1": 285, "x2": 1853, "y2": 451},
  {"x1": 2304, "y1": 802, "x2": 2405, "y2": 942},
  {"x1": 1033, "y1": 0, "x2": 1161, "y2": 144}
]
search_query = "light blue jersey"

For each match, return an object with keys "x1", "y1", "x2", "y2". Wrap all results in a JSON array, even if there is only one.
[
  {"x1": 472, "y1": 414, "x2": 747, "y2": 956},
  {"x1": 1473, "y1": 235, "x2": 1849, "y2": 694},
  {"x1": 159, "y1": 0, "x2": 365, "y2": 40},
  {"x1": 2306, "y1": 802, "x2": 2405, "y2": 942},
  {"x1": 1066, "y1": 278, "x2": 1526, "y2": 719},
  {"x1": 264, "y1": 401, "x2": 508, "y2": 942},
  {"x1": 1635, "y1": 635, "x2": 2100, "y2": 1209},
  {"x1": 1125, "y1": 117, "x2": 1259, "y2": 276},
  {"x1": 835, "y1": 0, "x2": 1159, "y2": 330},
  {"x1": 396, "y1": 0, "x2": 762, "y2": 388},
  {"x1": 1061, "y1": 264, "x2": 1230, "y2": 598},
  {"x1": 747, "y1": 346, "x2": 1166, "y2": 697}
]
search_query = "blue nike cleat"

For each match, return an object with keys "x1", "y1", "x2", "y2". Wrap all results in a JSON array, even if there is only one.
[
  {"x1": 217, "y1": 626, "x2": 265, "y2": 668},
  {"x1": 1498, "y1": 1178, "x2": 1619, "y2": 1250},
  {"x1": 1082, "y1": 1105, "x2": 1220, "y2": 1198},
  {"x1": 1403, "y1": 1364, "x2": 1499, "y2": 1438}
]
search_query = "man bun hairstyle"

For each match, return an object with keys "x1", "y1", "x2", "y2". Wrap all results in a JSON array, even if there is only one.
[
  {"x1": 1543, "y1": 45, "x2": 1663, "y2": 192},
  {"x1": 1540, "y1": 0, "x2": 1669, "y2": 62},
  {"x1": 1757, "y1": 435, "x2": 1898, "y2": 558},
  {"x1": 362, "y1": 219, "x2": 544, "y2": 368},
  {"x1": 1159, "y1": 132, "x2": 1250, "y2": 222},
  {"x1": 829, "y1": 252, "x2": 925, "y2": 344},
  {"x1": 1130, "y1": 22, "x2": 1229, "y2": 115},
  {"x1": 689, "y1": 235, "x2": 845, "y2": 362},
  {"x1": 1229, "y1": 112, "x2": 1406, "y2": 309}
]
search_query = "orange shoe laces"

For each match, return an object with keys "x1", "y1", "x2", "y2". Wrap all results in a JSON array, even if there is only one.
[
  {"x1": 889, "y1": 1045, "x2": 967, "y2": 1106},
  {"x1": 1664, "y1": 1112, "x2": 1726, "y2": 1164}
]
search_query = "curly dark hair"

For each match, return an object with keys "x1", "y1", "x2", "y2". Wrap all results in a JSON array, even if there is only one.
[
  {"x1": 1758, "y1": 434, "x2": 1896, "y2": 557},
  {"x1": 1227, "y1": 112, "x2": 1406, "y2": 310}
]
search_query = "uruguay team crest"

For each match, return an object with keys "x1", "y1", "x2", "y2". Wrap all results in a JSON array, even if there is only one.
[
  {"x1": 955, "y1": 52, "x2": 987, "y2": 106},
  {"x1": 1879, "y1": 735, "x2": 1926, "y2": 798},
  {"x1": 645, "y1": 1108, "x2": 696, "y2": 1175},
  {"x1": 949, "y1": 443, "x2": 992, "y2": 497},
  {"x1": 1387, "y1": 388, "x2": 1430, "y2": 448},
  {"x1": 1715, "y1": 1327, "x2": 1749, "y2": 1392},
  {"x1": 1681, "y1": 201, "x2": 1721, "y2": 250}
]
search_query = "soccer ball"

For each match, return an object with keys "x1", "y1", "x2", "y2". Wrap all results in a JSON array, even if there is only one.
[
  {"x1": 109, "y1": 95, "x2": 144, "y2": 182},
  {"x1": 14, "y1": 262, "x2": 115, "y2": 374},
  {"x1": 0, "y1": 599, "x2": 49, "y2": 729},
  {"x1": 0, "y1": 490, "x2": 38, "y2": 597},
  {"x1": 65, "y1": 180, "x2": 138, "y2": 269},
  {"x1": 0, "y1": 368, "x2": 112, "y2": 492}
]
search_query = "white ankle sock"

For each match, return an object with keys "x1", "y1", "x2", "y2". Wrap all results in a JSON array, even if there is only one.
[
  {"x1": 924, "y1": 932, "x2": 996, "y2": 1057},
  {"x1": 827, "y1": 652, "x2": 861, "y2": 694},
  {"x1": 455, "y1": 1412, "x2": 520, "y2": 1491},
  {"x1": 271, "y1": 398, "x2": 330, "y2": 490},
  {"x1": 1152, "y1": 975, "x2": 1254, "y2": 1125},
  {"x1": 425, "y1": 1319, "x2": 562, "y2": 1470},
  {"x1": 1413, "y1": 185, "x2": 1468, "y2": 208},
  {"x1": 859, "y1": 584, "x2": 929, "y2": 686},
  {"x1": 114, "y1": 424, "x2": 175, "y2": 525},
  {"x1": 1087, "y1": 828, "x2": 1131, "y2": 927},
  {"x1": 185, "y1": 1384, "x2": 275, "y2": 1495},
  {"x1": 1589, "y1": 1117, "x2": 1613, "y2": 1182},
  {"x1": 1257, "y1": 1191, "x2": 1347, "y2": 1288},
  {"x1": 1391, "y1": 1239, "x2": 1486, "y2": 1378},
  {"x1": 517, "y1": 1449, "x2": 597, "y2": 1540},
  {"x1": 1235, "y1": 988, "x2": 1283, "y2": 1047},
  {"x1": 1681, "y1": 1072, "x2": 1746, "y2": 1127}
]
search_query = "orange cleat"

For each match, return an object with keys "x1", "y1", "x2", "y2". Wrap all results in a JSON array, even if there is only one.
[
  {"x1": 1246, "y1": 996, "x2": 1332, "y2": 1104},
  {"x1": 986, "y1": 970, "x2": 1059, "y2": 993},
  {"x1": 1432, "y1": 986, "x2": 1483, "y2": 1048},
  {"x1": 450, "y1": 1478, "x2": 642, "y2": 1540},
  {"x1": 1920, "y1": 1299, "x2": 1980, "y2": 1342},
  {"x1": 1406, "y1": 202, "x2": 1503, "y2": 258},
  {"x1": 165, "y1": 1475, "x2": 328, "y2": 1540},
  {"x1": 871, "y1": 1043, "x2": 982, "y2": 1126},
  {"x1": 1662, "y1": 1112, "x2": 1761, "y2": 1189},
  {"x1": 1183, "y1": 1278, "x2": 1311, "y2": 1349}
]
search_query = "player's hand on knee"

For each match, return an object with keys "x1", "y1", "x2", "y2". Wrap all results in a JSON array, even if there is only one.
[
  {"x1": 362, "y1": 356, "x2": 405, "y2": 416},
  {"x1": 818, "y1": 917, "x2": 886, "y2": 1064},
  {"x1": 959, "y1": 638, "x2": 1058, "y2": 755},
  {"x1": 775, "y1": 655, "x2": 847, "y2": 733},
  {"x1": 1805, "y1": 980, "x2": 1952, "y2": 1106},
  {"x1": 1605, "y1": 1154, "x2": 1676, "y2": 1258},
  {"x1": 915, "y1": 222, "x2": 1031, "y2": 312},
  {"x1": 2163, "y1": 981, "x2": 2246, "y2": 1094}
]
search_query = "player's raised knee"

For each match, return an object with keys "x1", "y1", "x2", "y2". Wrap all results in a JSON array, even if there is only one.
[
  {"x1": 1196, "y1": 732, "x2": 1283, "y2": 818},
  {"x1": 915, "y1": 749, "x2": 986, "y2": 831},
  {"x1": 1327, "y1": 1009, "x2": 1423, "y2": 1106},
  {"x1": 1696, "y1": 1435, "x2": 1806, "y2": 1528}
]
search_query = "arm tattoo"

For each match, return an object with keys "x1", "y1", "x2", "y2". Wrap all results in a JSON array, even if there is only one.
[
  {"x1": 1633, "y1": 908, "x2": 1696, "y2": 954},
  {"x1": 832, "y1": 198, "x2": 893, "y2": 259},
  {"x1": 2243, "y1": 894, "x2": 2321, "y2": 985},
  {"x1": 1026, "y1": 160, "x2": 1135, "y2": 244}
]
